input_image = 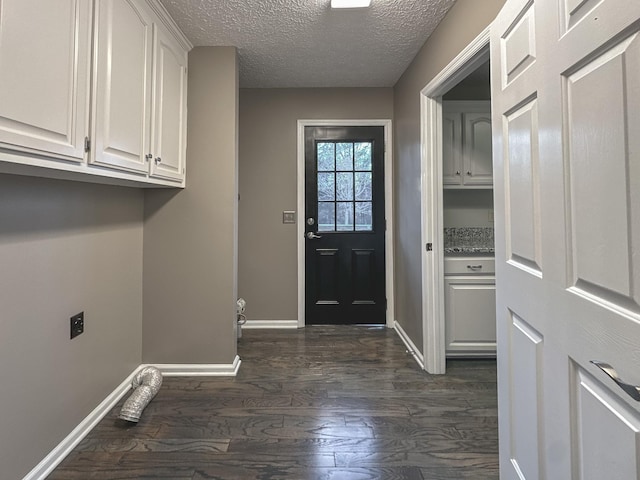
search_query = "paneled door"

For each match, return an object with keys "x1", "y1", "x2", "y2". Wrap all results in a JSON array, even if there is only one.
[
  {"x1": 492, "y1": 0, "x2": 640, "y2": 478},
  {"x1": 305, "y1": 126, "x2": 385, "y2": 325}
]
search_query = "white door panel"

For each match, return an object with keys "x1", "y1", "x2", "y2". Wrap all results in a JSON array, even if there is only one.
[
  {"x1": 504, "y1": 99, "x2": 542, "y2": 275},
  {"x1": 574, "y1": 366, "x2": 640, "y2": 480},
  {"x1": 508, "y1": 313, "x2": 543, "y2": 480},
  {"x1": 493, "y1": 0, "x2": 640, "y2": 478}
]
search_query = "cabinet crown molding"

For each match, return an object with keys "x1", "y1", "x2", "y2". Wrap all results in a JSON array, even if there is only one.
[{"x1": 144, "y1": 0, "x2": 193, "y2": 52}]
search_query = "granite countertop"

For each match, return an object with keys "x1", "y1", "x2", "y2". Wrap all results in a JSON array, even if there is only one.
[
  {"x1": 444, "y1": 246, "x2": 495, "y2": 254},
  {"x1": 444, "y1": 227, "x2": 495, "y2": 255}
]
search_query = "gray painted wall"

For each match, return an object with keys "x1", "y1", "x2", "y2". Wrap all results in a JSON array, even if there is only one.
[
  {"x1": 143, "y1": 47, "x2": 239, "y2": 364},
  {"x1": 238, "y1": 88, "x2": 393, "y2": 321},
  {"x1": 392, "y1": 0, "x2": 505, "y2": 353},
  {"x1": 0, "y1": 175, "x2": 143, "y2": 480}
]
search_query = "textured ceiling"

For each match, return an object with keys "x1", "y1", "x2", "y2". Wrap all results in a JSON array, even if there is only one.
[{"x1": 159, "y1": 0, "x2": 457, "y2": 88}]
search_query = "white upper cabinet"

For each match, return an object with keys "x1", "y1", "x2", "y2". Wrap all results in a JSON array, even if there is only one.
[
  {"x1": 443, "y1": 101, "x2": 493, "y2": 188},
  {"x1": 0, "y1": 0, "x2": 191, "y2": 187},
  {"x1": 0, "y1": 0, "x2": 92, "y2": 162},
  {"x1": 442, "y1": 111, "x2": 463, "y2": 185},
  {"x1": 91, "y1": 0, "x2": 153, "y2": 174},
  {"x1": 463, "y1": 112, "x2": 493, "y2": 185},
  {"x1": 149, "y1": 24, "x2": 187, "y2": 181}
]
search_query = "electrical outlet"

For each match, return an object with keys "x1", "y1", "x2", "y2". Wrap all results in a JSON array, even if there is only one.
[{"x1": 70, "y1": 312, "x2": 84, "y2": 339}]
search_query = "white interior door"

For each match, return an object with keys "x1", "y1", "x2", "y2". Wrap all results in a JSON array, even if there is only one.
[{"x1": 492, "y1": 0, "x2": 640, "y2": 478}]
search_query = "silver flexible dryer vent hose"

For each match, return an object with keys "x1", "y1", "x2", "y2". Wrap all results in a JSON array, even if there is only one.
[{"x1": 119, "y1": 366, "x2": 163, "y2": 423}]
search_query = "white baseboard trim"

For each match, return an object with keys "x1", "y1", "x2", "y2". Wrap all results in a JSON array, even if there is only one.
[
  {"x1": 23, "y1": 356, "x2": 242, "y2": 479},
  {"x1": 242, "y1": 320, "x2": 298, "y2": 329},
  {"x1": 149, "y1": 355, "x2": 242, "y2": 376},
  {"x1": 23, "y1": 365, "x2": 143, "y2": 480},
  {"x1": 394, "y1": 320, "x2": 425, "y2": 370}
]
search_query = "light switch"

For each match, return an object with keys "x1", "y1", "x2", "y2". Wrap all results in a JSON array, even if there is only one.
[{"x1": 283, "y1": 211, "x2": 296, "y2": 224}]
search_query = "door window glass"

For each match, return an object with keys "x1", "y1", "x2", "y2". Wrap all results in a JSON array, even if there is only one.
[
  {"x1": 317, "y1": 142, "x2": 335, "y2": 171},
  {"x1": 318, "y1": 173, "x2": 335, "y2": 201},
  {"x1": 317, "y1": 141, "x2": 373, "y2": 232}
]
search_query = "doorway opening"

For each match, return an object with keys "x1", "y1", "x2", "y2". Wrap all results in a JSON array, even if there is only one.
[
  {"x1": 420, "y1": 27, "x2": 491, "y2": 374},
  {"x1": 440, "y1": 61, "x2": 496, "y2": 359}
]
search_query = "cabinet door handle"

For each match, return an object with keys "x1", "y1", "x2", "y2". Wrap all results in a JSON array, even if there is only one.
[
  {"x1": 467, "y1": 171, "x2": 472, "y2": 176},
  {"x1": 155, "y1": 157, "x2": 162, "y2": 164},
  {"x1": 591, "y1": 361, "x2": 640, "y2": 401},
  {"x1": 145, "y1": 153, "x2": 152, "y2": 162},
  {"x1": 467, "y1": 265, "x2": 483, "y2": 271},
  {"x1": 455, "y1": 171, "x2": 461, "y2": 175}
]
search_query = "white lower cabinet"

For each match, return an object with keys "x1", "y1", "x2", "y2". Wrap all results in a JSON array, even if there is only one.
[{"x1": 444, "y1": 257, "x2": 496, "y2": 356}]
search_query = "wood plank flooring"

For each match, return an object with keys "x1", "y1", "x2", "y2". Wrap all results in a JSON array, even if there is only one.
[{"x1": 48, "y1": 326, "x2": 498, "y2": 479}]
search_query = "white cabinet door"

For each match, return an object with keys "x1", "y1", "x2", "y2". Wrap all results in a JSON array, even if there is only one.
[
  {"x1": 91, "y1": 0, "x2": 153, "y2": 174},
  {"x1": 442, "y1": 101, "x2": 492, "y2": 188},
  {"x1": 442, "y1": 112, "x2": 463, "y2": 185},
  {"x1": 462, "y1": 112, "x2": 493, "y2": 186},
  {"x1": 445, "y1": 276, "x2": 496, "y2": 356},
  {"x1": 150, "y1": 25, "x2": 187, "y2": 182},
  {"x1": 492, "y1": 0, "x2": 640, "y2": 478},
  {"x1": 0, "y1": 0, "x2": 91, "y2": 162}
]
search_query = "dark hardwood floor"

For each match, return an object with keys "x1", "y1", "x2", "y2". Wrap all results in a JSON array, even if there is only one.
[{"x1": 48, "y1": 326, "x2": 498, "y2": 480}]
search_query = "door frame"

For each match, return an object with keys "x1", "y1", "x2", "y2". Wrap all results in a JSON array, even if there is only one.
[
  {"x1": 297, "y1": 119, "x2": 394, "y2": 328},
  {"x1": 419, "y1": 27, "x2": 491, "y2": 374}
]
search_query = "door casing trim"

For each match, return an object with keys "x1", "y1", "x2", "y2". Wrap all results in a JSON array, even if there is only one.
[
  {"x1": 419, "y1": 26, "x2": 491, "y2": 374},
  {"x1": 297, "y1": 119, "x2": 394, "y2": 328}
]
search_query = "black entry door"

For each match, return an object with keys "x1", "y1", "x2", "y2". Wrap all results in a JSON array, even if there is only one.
[{"x1": 305, "y1": 126, "x2": 386, "y2": 325}]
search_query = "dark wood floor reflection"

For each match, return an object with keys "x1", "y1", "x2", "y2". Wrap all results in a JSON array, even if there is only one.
[{"x1": 48, "y1": 326, "x2": 498, "y2": 480}]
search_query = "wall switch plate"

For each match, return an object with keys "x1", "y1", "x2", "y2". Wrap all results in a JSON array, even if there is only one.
[
  {"x1": 70, "y1": 312, "x2": 84, "y2": 339},
  {"x1": 283, "y1": 211, "x2": 296, "y2": 224}
]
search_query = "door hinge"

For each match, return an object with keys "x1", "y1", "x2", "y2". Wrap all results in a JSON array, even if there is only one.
[
  {"x1": 84, "y1": 137, "x2": 91, "y2": 153},
  {"x1": 426, "y1": 243, "x2": 433, "y2": 252}
]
